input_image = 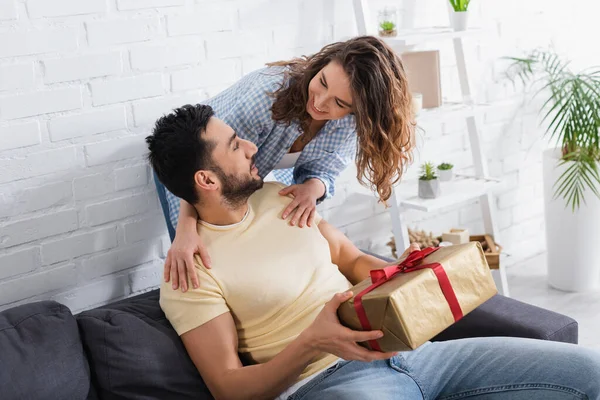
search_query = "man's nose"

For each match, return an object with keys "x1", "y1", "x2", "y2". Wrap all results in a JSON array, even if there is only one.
[{"x1": 244, "y1": 139, "x2": 257, "y2": 155}]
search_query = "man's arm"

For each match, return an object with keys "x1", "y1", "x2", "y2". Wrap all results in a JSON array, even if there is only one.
[
  {"x1": 181, "y1": 297, "x2": 394, "y2": 400},
  {"x1": 181, "y1": 312, "x2": 318, "y2": 400},
  {"x1": 318, "y1": 219, "x2": 418, "y2": 284}
]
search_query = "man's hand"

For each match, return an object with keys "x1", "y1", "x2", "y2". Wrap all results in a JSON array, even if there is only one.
[
  {"x1": 279, "y1": 179, "x2": 325, "y2": 228},
  {"x1": 300, "y1": 292, "x2": 398, "y2": 362}
]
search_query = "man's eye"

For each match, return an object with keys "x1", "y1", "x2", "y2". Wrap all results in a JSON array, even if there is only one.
[{"x1": 234, "y1": 143, "x2": 239, "y2": 150}]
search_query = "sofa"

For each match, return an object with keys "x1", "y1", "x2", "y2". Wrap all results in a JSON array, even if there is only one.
[{"x1": 0, "y1": 177, "x2": 579, "y2": 399}]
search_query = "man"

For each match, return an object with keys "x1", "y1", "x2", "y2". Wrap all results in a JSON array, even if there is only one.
[{"x1": 147, "y1": 104, "x2": 600, "y2": 400}]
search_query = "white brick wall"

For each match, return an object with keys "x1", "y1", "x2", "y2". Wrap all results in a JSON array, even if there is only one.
[{"x1": 0, "y1": 0, "x2": 593, "y2": 312}]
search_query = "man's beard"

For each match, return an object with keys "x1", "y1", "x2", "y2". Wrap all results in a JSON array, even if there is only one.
[{"x1": 214, "y1": 166, "x2": 263, "y2": 208}]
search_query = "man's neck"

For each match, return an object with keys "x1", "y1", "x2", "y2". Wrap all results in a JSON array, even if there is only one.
[{"x1": 195, "y1": 201, "x2": 249, "y2": 226}]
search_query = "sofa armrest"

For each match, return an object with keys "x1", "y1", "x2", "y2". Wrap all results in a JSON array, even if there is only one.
[
  {"x1": 361, "y1": 249, "x2": 579, "y2": 345},
  {"x1": 432, "y1": 294, "x2": 578, "y2": 344}
]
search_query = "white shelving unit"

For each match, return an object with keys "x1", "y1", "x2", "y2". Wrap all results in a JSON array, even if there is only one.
[{"x1": 351, "y1": 0, "x2": 510, "y2": 296}]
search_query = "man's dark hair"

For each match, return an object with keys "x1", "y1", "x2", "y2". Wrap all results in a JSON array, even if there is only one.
[{"x1": 146, "y1": 104, "x2": 216, "y2": 205}]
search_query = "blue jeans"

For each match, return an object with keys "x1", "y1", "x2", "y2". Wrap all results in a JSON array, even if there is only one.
[{"x1": 288, "y1": 337, "x2": 600, "y2": 399}]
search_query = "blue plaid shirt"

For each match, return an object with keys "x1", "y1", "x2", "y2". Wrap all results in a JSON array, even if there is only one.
[{"x1": 164, "y1": 66, "x2": 357, "y2": 229}]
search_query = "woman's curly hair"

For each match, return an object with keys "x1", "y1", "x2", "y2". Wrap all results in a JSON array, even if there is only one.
[{"x1": 268, "y1": 35, "x2": 416, "y2": 203}]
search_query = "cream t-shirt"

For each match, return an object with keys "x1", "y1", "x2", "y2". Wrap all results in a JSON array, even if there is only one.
[{"x1": 160, "y1": 182, "x2": 353, "y2": 383}]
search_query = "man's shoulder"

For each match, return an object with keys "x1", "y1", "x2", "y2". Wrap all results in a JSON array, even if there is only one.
[{"x1": 249, "y1": 182, "x2": 291, "y2": 210}]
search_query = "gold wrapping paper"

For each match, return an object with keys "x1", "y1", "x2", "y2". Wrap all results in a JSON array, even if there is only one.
[{"x1": 337, "y1": 242, "x2": 497, "y2": 352}]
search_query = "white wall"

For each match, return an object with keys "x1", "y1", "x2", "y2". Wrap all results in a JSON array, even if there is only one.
[{"x1": 0, "y1": 0, "x2": 596, "y2": 312}]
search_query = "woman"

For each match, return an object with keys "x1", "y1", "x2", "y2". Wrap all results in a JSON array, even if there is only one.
[{"x1": 164, "y1": 35, "x2": 415, "y2": 291}]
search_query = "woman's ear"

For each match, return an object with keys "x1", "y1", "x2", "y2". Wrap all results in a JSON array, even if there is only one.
[{"x1": 195, "y1": 170, "x2": 218, "y2": 192}]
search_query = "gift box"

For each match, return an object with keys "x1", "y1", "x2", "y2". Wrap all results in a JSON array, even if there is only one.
[{"x1": 337, "y1": 242, "x2": 497, "y2": 352}]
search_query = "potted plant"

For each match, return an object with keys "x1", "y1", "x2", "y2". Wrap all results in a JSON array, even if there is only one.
[
  {"x1": 507, "y1": 50, "x2": 600, "y2": 292},
  {"x1": 437, "y1": 162, "x2": 454, "y2": 181},
  {"x1": 418, "y1": 162, "x2": 440, "y2": 199},
  {"x1": 449, "y1": 0, "x2": 471, "y2": 31},
  {"x1": 377, "y1": 7, "x2": 397, "y2": 37}
]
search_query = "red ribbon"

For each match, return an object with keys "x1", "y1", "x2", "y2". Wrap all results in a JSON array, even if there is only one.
[{"x1": 353, "y1": 247, "x2": 463, "y2": 351}]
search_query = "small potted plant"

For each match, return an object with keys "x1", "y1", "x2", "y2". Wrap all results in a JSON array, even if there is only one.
[
  {"x1": 418, "y1": 162, "x2": 440, "y2": 199},
  {"x1": 377, "y1": 7, "x2": 397, "y2": 37},
  {"x1": 437, "y1": 162, "x2": 454, "y2": 182},
  {"x1": 449, "y1": 0, "x2": 471, "y2": 31}
]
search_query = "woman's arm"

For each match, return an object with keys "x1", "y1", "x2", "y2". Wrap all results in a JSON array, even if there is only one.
[{"x1": 164, "y1": 199, "x2": 211, "y2": 292}]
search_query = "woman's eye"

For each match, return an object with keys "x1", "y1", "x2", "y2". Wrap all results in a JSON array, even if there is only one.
[
  {"x1": 234, "y1": 143, "x2": 240, "y2": 150},
  {"x1": 320, "y1": 78, "x2": 327, "y2": 88},
  {"x1": 335, "y1": 100, "x2": 344, "y2": 108}
]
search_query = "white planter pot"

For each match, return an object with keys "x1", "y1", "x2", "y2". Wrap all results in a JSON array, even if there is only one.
[
  {"x1": 418, "y1": 179, "x2": 440, "y2": 199},
  {"x1": 451, "y1": 11, "x2": 469, "y2": 31},
  {"x1": 438, "y1": 169, "x2": 453, "y2": 182},
  {"x1": 543, "y1": 148, "x2": 600, "y2": 292}
]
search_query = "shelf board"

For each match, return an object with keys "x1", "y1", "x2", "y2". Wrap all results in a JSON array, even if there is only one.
[
  {"x1": 381, "y1": 27, "x2": 484, "y2": 48},
  {"x1": 416, "y1": 102, "x2": 491, "y2": 122},
  {"x1": 394, "y1": 174, "x2": 503, "y2": 213}
]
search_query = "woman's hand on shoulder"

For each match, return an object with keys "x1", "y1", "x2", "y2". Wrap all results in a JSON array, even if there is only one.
[
  {"x1": 278, "y1": 179, "x2": 325, "y2": 228},
  {"x1": 164, "y1": 227, "x2": 211, "y2": 292}
]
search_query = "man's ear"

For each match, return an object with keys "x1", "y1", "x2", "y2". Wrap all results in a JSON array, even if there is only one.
[{"x1": 194, "y1": 170, "x2": 218, "y2": 192}]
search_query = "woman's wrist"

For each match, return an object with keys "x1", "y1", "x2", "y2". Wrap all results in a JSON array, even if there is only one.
[{"x1": 305, "y1": 178, "x2": 326, "y2": 199}]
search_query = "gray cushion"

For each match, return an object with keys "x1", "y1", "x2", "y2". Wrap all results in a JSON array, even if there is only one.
[
  {"x1": 0, "y1": 301, "x2": 91, "y2": 400},
  {"x1": 77, "y1": 290, "x2": 213, "y2": 400}
]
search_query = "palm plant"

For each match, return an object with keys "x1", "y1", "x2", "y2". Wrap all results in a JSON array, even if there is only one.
[
  {"x1": 506, "y1": 50, "x2": 600, "y2": 211},
  {"x1": 449, "y1": 0, "x2": 470, "y2": 12}
]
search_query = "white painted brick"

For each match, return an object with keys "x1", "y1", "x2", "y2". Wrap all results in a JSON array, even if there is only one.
[
  {"x1": 129, "y1": 261, "x2": 162, "y2": 293},
  {"x1": 0, "y1": 28, "x2": 78, "y2": 58},
  {"x1": 49, "y1": 107, "x2": 127, "y2": 142},
  {"x1": 90, "y1": 74, "x2": 163, "y2": 106},
  {"x1": 512, "y1": 197, "x2": 544, "y2": 221},
  {"x1": 205, "y1": 31, "x2": 269, "y2": 60},
  {"x1": 51, "y1": 274, "x2": 130, "y2": 313},
  {"x1": 115, "y1": 164, "x2": 148, "y2": 191},
  {"x1": 0, "y1": 147, "x2": 77, "y2": 184},
  {"x1": 84, "y1": 135, "x2": 147, "y2": 166},
  {"x1": 520, "y1": 164, "x2": 543, "y2": 185},
  {"x1": 0, "y1": 209, "x2": 78, "y2": 249},
  {"x1": 86, "y1": 17, "x2": 160, "y2": 47},
  {"x1": 0, "y1": 122, "x2": 41, "y2": 151},
  {"x1": 132, "y1": 92, "x2": 206, "y2": 126},
  {"x1": 117, "y1": 0, "x2": 184, "y2": 10},
  {"x1": 130, "y1": 43, "x2": 203, "y2": 71},
  {"x1": 0, "y1": 87, "x2": 82, "y2": 120},
  {"x1": 171, "y1": 61, "x2": 238, "y2": 91},
  {"x1": 497, "y1": 188, "x2": 519, "y2": 210},
  {"x1": 124, "y1": 215, "x2": 166, "y2": 243},
  {"x1": 0, "y1": 248, "x2": 39, "y2": 280},
  {"x1": 497, "y1": 208, "x2": 513, "y2": 231},
  {"x1": 0, "y1": 0, "x2": 17, "y2": 20},
  {"x1": 167, "y1": 5, "x2": 235, "y2": 36},
  {"x1": 238, "y1": 1, "x2": 298, "y2": 30},
  {"x1": 43, "y1": 52, "x2": 122, "y2": 83},
  {"x1": 42, "y1": 227, "x2": 118, "y2": 265},
  {"x1": 85, "y1": 192, "x2": 156, "y2": 226},
  {"x1": 27, "y1": 0, "x2": 105, "y2": 18},
  {"x1": 73, "y1": 172, "x2": 114, "y2": 201},
  {"x1": 458, "y1": 201, "x2": 481, "y2": 225},
  {"x1": 0, "y1": 264, "x2": 77, "y2": 305},
  {"x1": 0, "y1": 181, "x2": 72, "y2": 218},
  {"x1": 82, "y1": 241, "x2": 157, "y2": 279},
  {"x1": 0, "y1": 63, "x2": 35, "y2": 92}
]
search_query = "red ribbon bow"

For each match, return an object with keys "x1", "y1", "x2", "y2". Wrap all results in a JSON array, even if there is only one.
[{"x1": 353, "y1": 247, "x2": 463, "y2": 351}]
